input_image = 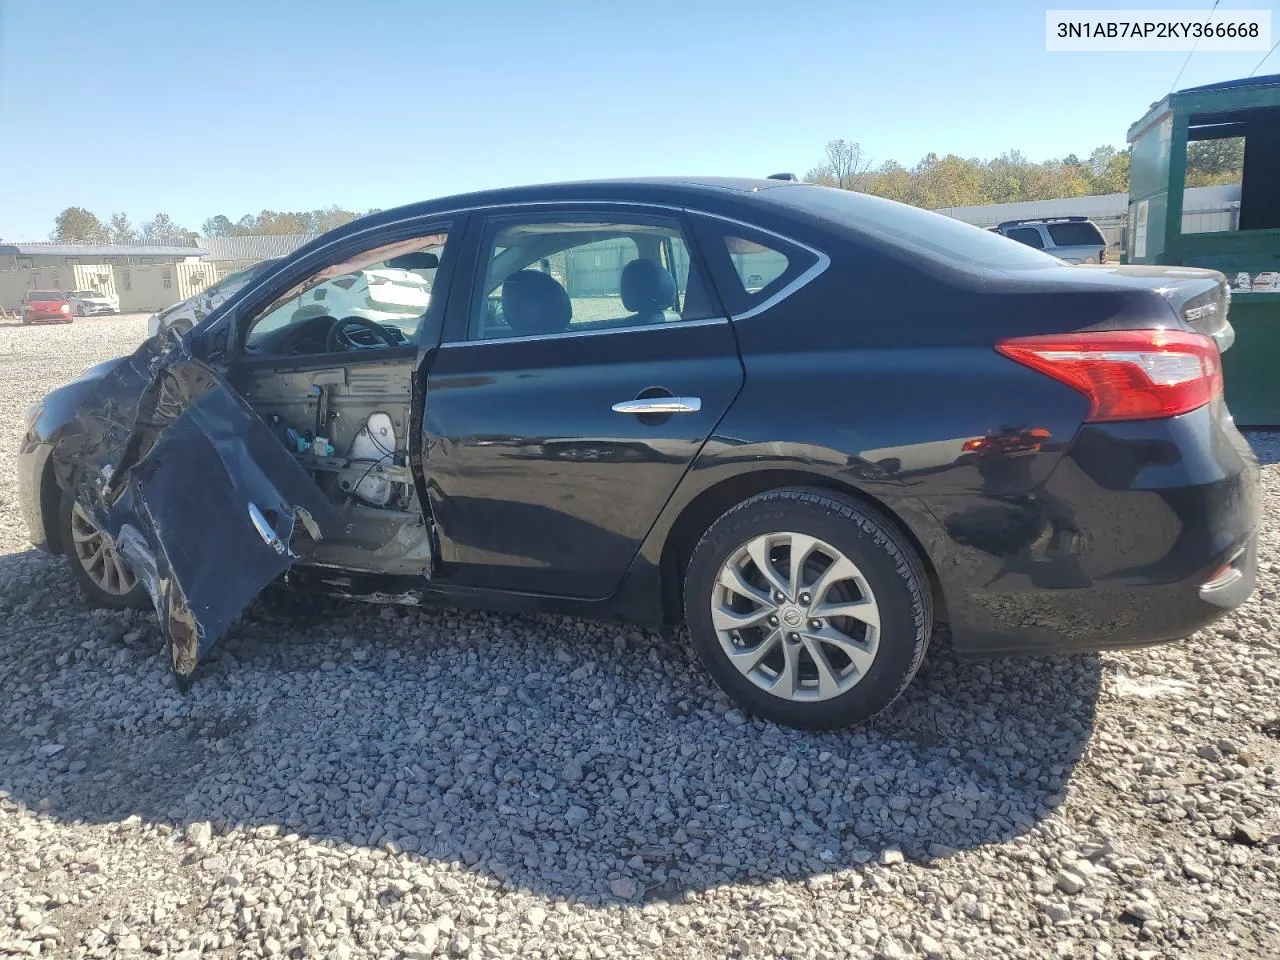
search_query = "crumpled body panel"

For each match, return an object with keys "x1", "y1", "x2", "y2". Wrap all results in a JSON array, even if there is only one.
[{"x1": 56, "y1": 339, "x2": 340, "y2": 674}]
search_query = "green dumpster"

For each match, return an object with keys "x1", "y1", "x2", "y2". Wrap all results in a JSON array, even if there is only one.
[{"x1": 1127, "y1": 73, "x2": 1280, "y2": 426}]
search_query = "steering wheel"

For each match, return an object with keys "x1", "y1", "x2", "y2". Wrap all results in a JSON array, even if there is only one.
[{"x1": 325, "y1": 315, "x2": 400, "y2": 352}]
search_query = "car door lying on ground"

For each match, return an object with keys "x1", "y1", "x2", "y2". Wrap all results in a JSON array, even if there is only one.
[{"x1": 52, "y1": 336, "x2": 342, "y2": 675}]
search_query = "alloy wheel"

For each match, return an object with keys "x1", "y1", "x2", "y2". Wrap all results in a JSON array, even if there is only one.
[
  {"x1": 70, "y1": 501, "x2": 137, "y2": 596},
  {"x1": 710, "y1": 532, "x2": 880, "y2": 702}
]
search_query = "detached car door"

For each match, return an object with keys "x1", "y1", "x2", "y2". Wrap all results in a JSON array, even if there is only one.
[
  {"x1": 61, "y1": 338, "x2": 343, "y2": 677},
  {"x1": 423, "y1": 204, "x2": 745, "y2": 597}
]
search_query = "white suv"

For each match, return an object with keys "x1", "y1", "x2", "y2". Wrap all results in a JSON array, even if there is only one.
[{"x1": 994, "y1": 217, "x2": 1108, "y2": 264}]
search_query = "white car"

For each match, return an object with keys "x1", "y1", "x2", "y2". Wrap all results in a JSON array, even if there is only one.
[
  {"x1": 68, "y1": 289, "x2": 119, "y2": 316},
  {"x1": 147, "y1": 257, "x2": 282, "y2": 339},
  {"x1": 302, "y1": 267, "x2": 431, "y2": 332}
]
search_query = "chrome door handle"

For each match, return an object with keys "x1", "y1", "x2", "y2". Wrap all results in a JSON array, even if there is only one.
[
  {"x1": 248, "y1": 502, "x2": 285, "y2": 555},
  {"x1": 611, "y1": 397, "x2": 702, "y2": 415}
]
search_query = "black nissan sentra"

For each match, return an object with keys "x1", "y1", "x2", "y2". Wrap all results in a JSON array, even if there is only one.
[{"x1": 17, "y1": 177, "x2": 1260, "y2": 729}]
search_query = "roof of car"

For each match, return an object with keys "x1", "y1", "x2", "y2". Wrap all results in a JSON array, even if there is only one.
[{"x1": 373, "y1": 176, "x2": 801, "y2": 218}]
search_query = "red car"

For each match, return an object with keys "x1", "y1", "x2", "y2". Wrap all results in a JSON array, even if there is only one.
[{"x1": 21, "y1": 290, "x2": 74, "y2": 324}]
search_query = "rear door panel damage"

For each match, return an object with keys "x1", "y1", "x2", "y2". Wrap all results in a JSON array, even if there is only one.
[{"x1": 55, "y1": 338, "x2": 341, "y2": 674}]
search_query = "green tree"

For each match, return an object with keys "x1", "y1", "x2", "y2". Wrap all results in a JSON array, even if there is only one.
[
  {"x1": 1085, "y1": 145, "x2": 1130, "y2": 194},
  {"x1": 140, "y1": 213, "x2": 197, "y2": 245},
  {"x1": 1186, "y1": 138, "x2": 1244, "y2": 186},
  {"x1": 107, "y1": 212, "x2": 136, "y2": 243},
  {"x1": 201, "y1": 215, "x2": 235, "y2": 237},
  {"x1": 51, "y1": 207, "x2": 108, "y2": 242},
  {"x1": 312, "y1": 206, "x2": 360, "y2": 234}
]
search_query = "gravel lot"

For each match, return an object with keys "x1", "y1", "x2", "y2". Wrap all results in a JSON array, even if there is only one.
[{"x1": 1, "y1": 314, "x2": 1278, "y2": 960}]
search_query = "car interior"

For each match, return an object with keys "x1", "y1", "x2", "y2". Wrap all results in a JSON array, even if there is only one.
[{"x1": 474, "y1": 222, "x2": 714, "y2": 340}]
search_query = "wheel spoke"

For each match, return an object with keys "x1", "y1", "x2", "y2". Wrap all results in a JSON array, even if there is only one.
[
  {"x1": 807, "y1": 555, "x2": 862, "y2": 608},
  {"x1": 800, "y1": 636, "x2": 843, "y2": 699},
  {"x1": 71, "y1": 525, "x2": 99, "y2": 545},
  {"x1": 727, "y1": 628, "x2": 781, "y2": 672},
  {"x1": 803, "y1": 626, "x2": 877, "y2": 677},
  {"x1": 787, "y1": 534, "x2": 820, "y2": 598},
  {"x1": 716, "y1": 563, "x2": 774, "y2": 609},
  {"x1": 771, "y1": 636, "x2": 800, "y2": 697},
  {"x1": 746, "y1": 537, "x2": 790, "y2": 599},
  {"x1": 810, "y1": 598, "x2": 880, "y2": 630},
  {"x1": 712, "y1": 602, "x2": 775, "y2": 633}
]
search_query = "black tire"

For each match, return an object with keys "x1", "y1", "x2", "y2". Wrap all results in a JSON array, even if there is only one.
[
  {"x1": 684, "y1": 488, "x2": 932, "y2": 730},
  {"x1": 58, "y1": 487, "x2": 148, "y2": 610}
]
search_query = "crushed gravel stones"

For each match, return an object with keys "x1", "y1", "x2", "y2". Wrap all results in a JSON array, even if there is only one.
[{"x1": 1, "y1": 315, "x2": 1277, "y2": 959}]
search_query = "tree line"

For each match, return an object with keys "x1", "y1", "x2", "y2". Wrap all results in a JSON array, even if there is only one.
[
  {"x1": 802, "y1": 139, "x2": 1243, "y2": 207},
  {"x1": 43, "y1": 140, "x2": 1245, "y2": 243},
  {"x1": 47, "y1": 206, "x2": 378, "y2": 244}
]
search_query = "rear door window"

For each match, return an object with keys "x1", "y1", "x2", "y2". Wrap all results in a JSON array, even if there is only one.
[
  {"x1": 1046, "y1": 222, "x2": 1106, "y2": 247},
  {"x1": 1005, "y1": 227, "x2": 1045, "y2": 249}
]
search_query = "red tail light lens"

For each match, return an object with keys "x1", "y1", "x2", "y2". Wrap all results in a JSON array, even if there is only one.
[{"x1": 995, "y1": 330, "x2": 1222, "y2": 423}]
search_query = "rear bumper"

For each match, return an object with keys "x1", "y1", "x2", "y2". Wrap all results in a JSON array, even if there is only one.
[
  {"x1": 23, "y1": 312, "x2": 71, "y2": 322},
  {"x1": 929, "y1": 402, "x2": 1260, "y2": 655}
]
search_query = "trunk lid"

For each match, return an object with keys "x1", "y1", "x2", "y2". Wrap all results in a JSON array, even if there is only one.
[{"x1": 1071, "y1": 264, "x2": 1234, "y2": 351}]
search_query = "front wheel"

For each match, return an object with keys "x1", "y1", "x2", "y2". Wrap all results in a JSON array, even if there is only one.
[
  {"x1": 684, "y1": 488, "x2": 932, "y2": 730},
  {"x1": 58, "y1": 488, "x2": 148, "y2": 609}
]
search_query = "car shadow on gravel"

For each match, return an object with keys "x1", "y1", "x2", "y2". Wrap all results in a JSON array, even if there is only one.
[
  {"x1": 1243, "y1": 429, "x2": 1280, "y2": 466},
  {"x1": 0, "y1": 550, "x2": 1102, "y2": 905}
]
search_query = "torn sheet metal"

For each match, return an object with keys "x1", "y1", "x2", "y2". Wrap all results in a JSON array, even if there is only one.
[{"x1": 57, "y1": 339, "x2": 342, "y2": 673}]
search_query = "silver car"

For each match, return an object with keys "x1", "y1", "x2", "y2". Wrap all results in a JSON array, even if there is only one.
[{"x1": 993, "y1": 217, "x2": 1108, "y2": 264}]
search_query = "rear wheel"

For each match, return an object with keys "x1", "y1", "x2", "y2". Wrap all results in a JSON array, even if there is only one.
[
  {"x1": 684, "y1": 488, "x2": 932, "y2": 730},
  {"x1": 59, "y1": 488, "x2": 147, "y2": 609}
]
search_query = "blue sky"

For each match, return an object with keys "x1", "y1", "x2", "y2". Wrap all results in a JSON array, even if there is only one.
[{"x1": 0, "y1": 0, "x2": 1276, "y2": 238}]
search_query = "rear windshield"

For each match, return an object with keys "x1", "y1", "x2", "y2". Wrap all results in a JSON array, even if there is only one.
[
  {"x1": 26, "y1": 291, "x2": 63, "y2": 299},
  {"x1": 1046, "y1": 221, "x2": 1106, "y2": 247},
  {"x1": 770, "y1": 185, "x2": 1061, "y2": 270}
]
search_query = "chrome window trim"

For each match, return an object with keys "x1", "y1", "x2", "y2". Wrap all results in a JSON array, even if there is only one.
[
  {"x1": 439, "y1": 315, "x2": 730, "y2": 348},
  {"x1": 696, "y1": 212, "x2": 831, "y2": 321}
]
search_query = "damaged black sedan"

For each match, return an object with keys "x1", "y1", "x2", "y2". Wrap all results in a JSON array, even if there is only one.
[{"x1": 17, "y1": 177, "x2": 1260, "y2": 729}]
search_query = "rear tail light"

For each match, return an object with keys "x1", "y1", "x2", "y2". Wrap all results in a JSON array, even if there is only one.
[
  {"x1": 60, "y1": 304, "x2": 70, "y2": 313},
  {"x1": 995, "y1": 329, "x2": 1222, "y2": 423}
]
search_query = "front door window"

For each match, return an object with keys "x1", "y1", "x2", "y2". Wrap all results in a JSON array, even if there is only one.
[{"x1": 245, "y1": 232, "x2": 449, "y2": 355}]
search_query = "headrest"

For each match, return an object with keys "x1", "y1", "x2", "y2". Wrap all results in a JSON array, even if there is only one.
[
  {"x1": 501, "y1": 270, "x2": 571, "y2": 336},
  {"x1": 620, "y1": 258, "x2": 676, "y2": 315}
]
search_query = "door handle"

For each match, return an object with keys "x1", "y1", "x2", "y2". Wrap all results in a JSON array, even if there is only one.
[
  {"x1": 612, "y1": 397, "x2": 702, "y2": 415},
  {"x1": 248, "y1": 502, "x2": 286, "y2": 555}
]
